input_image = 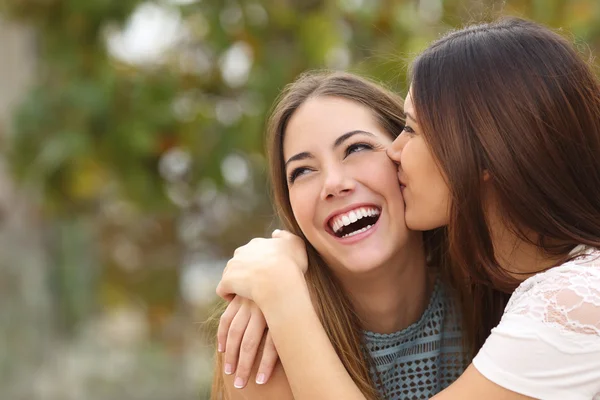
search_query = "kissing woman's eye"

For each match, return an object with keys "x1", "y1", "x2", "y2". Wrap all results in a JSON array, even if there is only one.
[{"x1": 402, "y1": 125, "x2": 416, "y2": 136}]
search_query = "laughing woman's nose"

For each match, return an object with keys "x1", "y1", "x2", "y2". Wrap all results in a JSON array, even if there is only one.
[{"x1": 320, "y1": 168, "x2": 355, "y2": 200}]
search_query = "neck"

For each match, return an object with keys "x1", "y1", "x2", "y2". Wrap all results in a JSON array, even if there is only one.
[
  {"x1": 335, "y1": 236, "x2": 431, "y2": 334},
  {"x1": 490, "y1": 222, "x2": 568, "y2": 282}
]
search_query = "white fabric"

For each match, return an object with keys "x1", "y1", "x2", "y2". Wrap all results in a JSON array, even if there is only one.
[{"x1": 473, "y1": 247, "x2": 600, "y2": 400}]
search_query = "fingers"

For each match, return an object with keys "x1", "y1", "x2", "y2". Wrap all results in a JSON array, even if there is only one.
[
  {"x1": 271, "y1": 228, "x2": 291, "y2": 239},
  {"x1": 272, "y1": 229, "x2": 304, "y2": 248},
  {"x1": 256, "y1": 331, "x2": 279, "y2": 385},
  {"x1": 217, "y1": 296, "x2": 241, "y2": 353},
  {"x1": 233, "y1": 309, "x2": 267, "y2": 389},
  {"x1": 224, "y1": 302, "x2": 252, "y2": 377},
  {"x1": 216, "y1": 280, "x2": 236, "y2": 302},
  {"x1": 271, "y1": 229, "x2": 283, "y2": 238},
  {"x1": 272, "y1": 229, "x2": 308, "y2": 274},
  {"x1": 216, "y1": 259, "x2": 239, "y2": 301}
]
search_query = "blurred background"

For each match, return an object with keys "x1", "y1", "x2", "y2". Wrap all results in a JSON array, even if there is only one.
[{"x1": 0, "y1": 0, "x2": 599, "y2": 399}]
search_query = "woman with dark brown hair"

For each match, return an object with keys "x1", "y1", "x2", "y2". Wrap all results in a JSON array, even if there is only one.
[{"x1": 217, "y1": 17, "x2": 600, "y2": 400}]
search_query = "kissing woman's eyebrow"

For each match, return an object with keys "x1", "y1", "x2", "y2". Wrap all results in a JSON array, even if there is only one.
[{"x1": 404, "y1": 111, "x2": 418, "y2": 123}]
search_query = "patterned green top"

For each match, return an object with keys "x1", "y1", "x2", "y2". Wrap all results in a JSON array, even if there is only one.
[{"x1": 364, "y1": 279, "x2": 467, "y2": 399}]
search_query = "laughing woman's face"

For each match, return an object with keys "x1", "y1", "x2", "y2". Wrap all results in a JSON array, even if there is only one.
[{"x1": 283, "y1": 95, "x2": 414, "y2": 275}]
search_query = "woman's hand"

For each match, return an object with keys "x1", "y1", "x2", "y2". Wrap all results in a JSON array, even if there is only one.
[
  {"x1": 217, "y1": 296, "x2": 279, "y2": 389},
  {"x1": 215, "y1": 230, "x2": 365, "y2": 399},
  {"x1": 216, "y1": 230, "x2": 308, "y2": 306}
]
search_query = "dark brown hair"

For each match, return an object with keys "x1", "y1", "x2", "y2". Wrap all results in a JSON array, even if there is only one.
[{"x1": 410, "y1": 17, "x2": 600, "y2": 353}]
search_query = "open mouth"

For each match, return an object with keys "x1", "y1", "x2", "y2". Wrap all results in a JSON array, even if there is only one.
[{"x1": 328, "y1": 207, "x2": 381, "y2": 239}]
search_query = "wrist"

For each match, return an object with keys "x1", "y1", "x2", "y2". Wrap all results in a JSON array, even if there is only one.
[
  {"x1": 254, "y1": 267, "x2": 310, "y2": 313},
  {"x1": 261, "y1": 282, "x2": 316, "y2": 336}
]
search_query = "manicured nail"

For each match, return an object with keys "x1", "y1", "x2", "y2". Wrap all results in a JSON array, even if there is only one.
[
  {"x1": 256, "y1": 373, "x2": 266, "y2": 385},
  {"x1": 217, "y1": 343, "x2": 224, "y2": 352},
  {"x1": 224, "y1": 364, "x2": 234, "y2": 375},
  {"x1": 234, "y1": 377, "x2": 245, "y2": 388}
]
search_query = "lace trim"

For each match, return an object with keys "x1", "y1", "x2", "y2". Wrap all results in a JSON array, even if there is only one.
[{"x1": 505, "y1": 248, "x2": 600, "y2": 336}]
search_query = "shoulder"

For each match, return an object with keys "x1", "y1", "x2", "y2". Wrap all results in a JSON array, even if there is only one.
[
  {"x1": 504, "y1": 247, "x2": 600, "y2": 336},
  {"x1": 469, "y1": 248, "x2": 600, "y2": 399}
]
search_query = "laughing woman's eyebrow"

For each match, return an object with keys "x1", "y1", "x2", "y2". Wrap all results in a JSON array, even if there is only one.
[
  {"x1": 285, "y1": 152, "x2": 313, "y2": 169},
  {"x1": 286, "y1": 130, "x2": 377, "y2": 168},
  {"x1": 333, "y1": 130, "x2": 376, "y2": 148}
]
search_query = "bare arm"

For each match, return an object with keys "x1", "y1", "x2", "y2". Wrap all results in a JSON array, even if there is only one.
[
  {"x1": 222, "y1": 337, "x2": 294, "y2": 400},
  {"x1": 257, "y1": 280, "x2": 366, "y2": 400},
  {"x1": 432, "y1": 365, "x2": 535, "y2": 400},
  {"x1": 223, "y1": 364, "x2": 293, "y2": 400}
]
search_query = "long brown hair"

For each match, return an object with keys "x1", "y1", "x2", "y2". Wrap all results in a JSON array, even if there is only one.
[
  {"x1": 210, "y1": 70, "x2": 433, "y2": 399},
  {"x1": 410, "y1": 17, "x2": 600, "y2": 353},
  {"x1": 266, "y1": 71, "x2": 410, "y2": 400}
]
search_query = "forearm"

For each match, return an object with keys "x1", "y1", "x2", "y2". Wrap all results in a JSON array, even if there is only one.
[{"x1": 258, "y1": 282, "x2": 366, "y2": 400}]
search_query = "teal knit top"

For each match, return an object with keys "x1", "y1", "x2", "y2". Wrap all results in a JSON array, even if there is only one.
[{"x1": 364, "y1": 279, "x2": 466, "y2": 399}]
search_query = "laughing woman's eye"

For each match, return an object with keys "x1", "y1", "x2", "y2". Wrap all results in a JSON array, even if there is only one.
[
  {"x1": 345, "y1": 142, "x2": 374, "y2": 157},
  {"x1": 288, "y1": 167, "x2": 312, "y2": 184}
]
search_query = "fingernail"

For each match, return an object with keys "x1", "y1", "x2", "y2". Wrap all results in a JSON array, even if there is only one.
[
  {"x1": 217, "y1": 343, "x2": 224, "y2": 352},
  {"x1": 224, "y1": 364, "x2": 234, "y2": 375},
  {"x1": 256, "y1": 373, "x2": 266, "y2": 384},
  {"x1": 234, "y1": 377, "x2": 245, "y2": 388},
  {"x1": 272, "y1": 229, "x2": 281, "y2": 235}
]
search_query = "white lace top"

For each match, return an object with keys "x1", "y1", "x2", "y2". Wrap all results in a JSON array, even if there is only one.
[{"x1": 473, "y1": 246, "x2": 600, "y2": 400}]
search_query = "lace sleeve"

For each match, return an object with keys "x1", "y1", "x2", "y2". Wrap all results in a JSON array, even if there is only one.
[{"x1": 504, "y1": 251, "x2": 600, "y2": 336}]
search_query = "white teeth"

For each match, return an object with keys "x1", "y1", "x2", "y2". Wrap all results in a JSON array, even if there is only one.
[
  {"x1": 349, "y1": 211, "x2": 358, "y2": 223},
  {"x1": 329, "y1": 206, "x2": 381, "y2": 233},
  {"x1": 341, "y1": 224, "x2": 373, "y2": 238}
]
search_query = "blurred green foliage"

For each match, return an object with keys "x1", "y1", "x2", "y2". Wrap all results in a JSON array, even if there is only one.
[{"x1": 5, "y1": 0, "x2": 600, "y2": 215}]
